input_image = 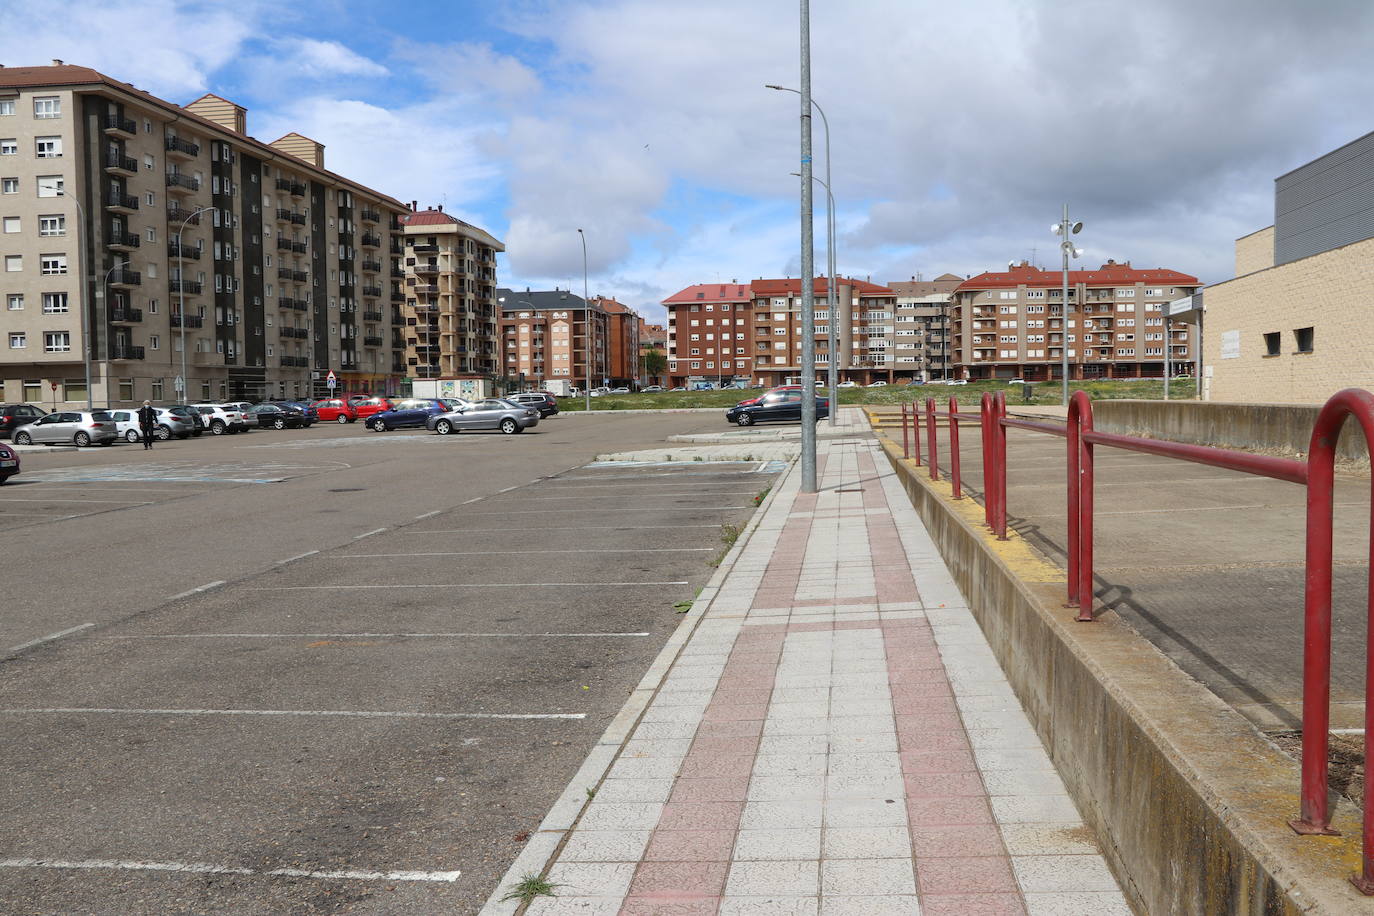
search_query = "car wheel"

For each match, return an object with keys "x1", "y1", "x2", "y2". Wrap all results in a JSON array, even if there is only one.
[
  {"x1": 156, "y1": 425, "x2": 172, "y2": 441},
  {"x1": 500, "y1": 418, "x2": 518, "y2": 435},
  {"x1": 435, "y1": 419, "x2": 454, "y2": 435},
  {"x1": 210, "y1": 420, "x2": 226, "y2": 435},
  {"x1": 336, "y1": 414, "x2": 350, "y2": 424},
  {"x1": 371, "y1": 418, "x2": 387, "y2": 432},
  {"x1": 273, "y1": 417, "x2": 287, "y2": 430},
  {"x1": 125, "y1": 429, "x2": 141, "y2": 443},
  {"x1": 13, "y1": 431, "x2": 31, "y2": 445},
  {"x1": 736, "y1": 413, "x2": 754, "y2": 427},
  {"x1": 74, "y1": 431, "x2": 91, "y2": 447}
]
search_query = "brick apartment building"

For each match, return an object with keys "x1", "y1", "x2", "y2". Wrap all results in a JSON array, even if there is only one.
[
  {"x1": 951, "y1": 261, "x2": 1201, "y2": 381},
  {"x1": 592, "y1": 296, "x2": 642, "y2": 387},
  {"x1": 887, "y1": 273, "x2": 963, "y2": 382},
  {"x1": 0, "y1": 61, "x2": 422, "y2": 407},
  {"x1": 639, "y1": 321, "x2": 668, "y2": 387},
  {"x1": 399, "y1": 205, "x2": 503, "y2": 384},
  {"x1": 497, "y1": 288, "x2": 609, "y2": 389}
]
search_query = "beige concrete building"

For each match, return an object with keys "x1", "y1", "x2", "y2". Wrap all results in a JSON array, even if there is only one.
[
  {"x1": 887, "y1": 273, "x2": 963, "y2": 382},
  {"x1": 398, "y1": 206, "x2": 503, "y2": 382},
  {"x1": 0, "y1": 61, "x2": 416, "y2": 408}
]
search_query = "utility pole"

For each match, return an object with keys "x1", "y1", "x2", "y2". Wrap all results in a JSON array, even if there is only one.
[{"x1": 797, "y1": 0, "x2": 817, "y2": 493}]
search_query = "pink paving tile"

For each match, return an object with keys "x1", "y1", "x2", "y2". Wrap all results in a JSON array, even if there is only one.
[
  {"x1": 690, "y1": 736, "x2": 760, "y2": 758},
  {"x1": 918, "y1": 894, "x2": 1027, "y2": 916},
  {"x1": 621, "y1": 897, "x2": 721, "y2": 915},
  {"x1": 643, "y1": 829, "x2": 737, "y2": 862},
  {"x1": 696, "y1": 720, "x2": 764, "y2": 739},
  {"x1": 894, "y1": 712, "x2": 966, "y2": 733},
  {"x1": 669, "y1": 776, "x2": 752, "y2": 803},
  {"x1": 709, "y1": 688, "x2": 774, "y2": 707},
  {"x1": 898, "y1": 730, "x2": 972, "y2": 753},
  {"x1": 628, "y1": 861, "x2": 729, "y2": 898},
  {"x1": 658, "y1": 801, "x2": 746, "y2": 831},
  {"x1": 906, "y1": 796, "x2": 996, "y2": 826},
  {"x1": 793, "y1": 621, "x2": 837, "y2": 631},
  {"x1": 702, "y1": 703, "x2": 771, "y2": 722},
  {"x1": 891, "y1": 695, "x2": 961, "y2": 718},
  {"x1": 888, "y1": 669, "x2": 954, "y2": 686},
  {"x1": 916, "y1": 856, "x2": 1020, "y2": 895},
  {"x1": 890, "y1": 682, "x2": 954, "y2": 700},
  {"x1": 910, "y1": 824, "x2": 1008, "y2": 858},
  {"x1": 679, "y1": 754, "x2": 754, "y2": 780},
  {"x1": 898, "y1": 748, "x2": 978, "y2": 774},
  {"x1": 904, "y1": 772, "x2": 988, "y2": 797},
  {"x1": 715, "y1": 675, "x2": 776, "y2": 691}
]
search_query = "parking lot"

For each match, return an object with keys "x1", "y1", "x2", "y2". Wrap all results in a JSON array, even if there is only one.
[{"x1": 0, "y1": 414, "x2": 777, "y2": 913}]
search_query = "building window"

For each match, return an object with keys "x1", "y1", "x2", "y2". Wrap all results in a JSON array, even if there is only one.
[
  {"x1": 38, "y1": 214, "x2": 63, "y2": 236},
  {"x1": 40, "y1": 254, "x2": 67, "y2": 275},
  {"x1": 0, "y1": 100, "x2": 12, "y2": 116},
  {"x1": 4, "y1": 255, "x2": 19, "y2": 271},
  {"x1": 35, "y1": 136, "x2": 61, "y2": 158},
  {"x1": 6, "y1": 293, "x2": 21, "y2": 310},
  {"x1": 148, "y1": 334, "x2": 159, "y2": 350},
  {"x1": 1, "y1": 177, "x2": 15, "y2": 193},
  {"x1": 8, "y1": 332, "x2": 25, "y2": 348},
  {"x1": 44, "y1": 331, "x2": 70, "y2": 352},
  {"x1": 118, "y1": 378, "x2": 134, "y2": 401},
  {"x1": 33, "y1": 96, "x2": 60, "y2": 119},
  {"x1": 1, "y1": 216, "x2": 17, "y2": 233},
  {"x1": 42, "y1": 292, "x2": 68, "y2": 313},
  {"x1": 1263, "y1": 332, "x2": 1281, "y2": 356},
  {"x1": 0, "y1": 139, "x2": 16, "y2": 155},
  {"x1": 37, "y1": 175, "x2": 62, "y2": 196},
  {"x1": 1294, "y1": 327, "x2": 1314, "y2": 353}
]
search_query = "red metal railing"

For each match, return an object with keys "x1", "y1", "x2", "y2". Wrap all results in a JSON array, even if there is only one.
[
  {"x1": 902, "y1": 387, "x2": 1374, "y2": 891},
  {"x1": 896, "y1": 397, "x2": 979, "y2": 499}
]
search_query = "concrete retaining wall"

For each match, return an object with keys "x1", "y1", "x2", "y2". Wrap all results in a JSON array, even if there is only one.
[
  {"x1": 1092, "y1": 399, "x2": 1369, "y2": 462},
  {"x1": 877, "y1": 435, "x2": 1370, "y2": 914}
]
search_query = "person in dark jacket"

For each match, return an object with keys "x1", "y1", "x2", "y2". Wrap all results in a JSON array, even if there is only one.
[{"x1": 136, "y1": 400, "x2": 158, "y2": 450}]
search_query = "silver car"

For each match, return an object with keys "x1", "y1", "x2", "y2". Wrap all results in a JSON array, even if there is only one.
[
  {"x1": 12, "y1": 410, "x2": 118, "y2": 446},
  {"x1": 426, "y1": 398, "x2": 539, "y2": 435},
  {"x1": 107, "y1": 408, "x2": 194, "y2": 442}
]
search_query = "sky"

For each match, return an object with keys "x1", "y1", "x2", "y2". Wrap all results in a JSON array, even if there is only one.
[{"x1": 6, "y1": 0, "x2": 1374, "y2": 323}]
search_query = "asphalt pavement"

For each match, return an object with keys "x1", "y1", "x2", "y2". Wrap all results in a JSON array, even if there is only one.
[{"x1": 0, "y1": 413, "x2": 778, "y2": 913}]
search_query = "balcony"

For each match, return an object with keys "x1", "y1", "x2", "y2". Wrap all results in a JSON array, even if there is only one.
[
  {"x1": 275, "y1": 208, "x2": 292, "y2": 222},
  {"x1": 107, "y1": 231, "x2": 141, "y2": 251},
  {"x1": 163, "y1": 242, "x2": 199, "y2": 263},
  {"x1": 340, "y1": 359, "x2": 359, "y2": 371},
  {"x1": 362, "y1": 310, "x2": 383, "y2": 323},
  {"x1": 361, "y1": 285, "x2": 382, "y2": 298},
  {"x1": 275, "y1": 178, "x2": 306, "y2": 197},
  {"x1": 169, "y1": 279, "x2": 202, "y2": 295},
  {"x1": 361, "y1": 259, "x2": 382, "y2": 273},
  {"x1": 108, "y1": 268, "x2": 141, "y2": 287},
  {"x1": 279, "y1": 355, "x2": 310, "y2": 368},
  {"x1": 111, "y1": 343, "x2": 146, "y2": 360},
  {"x1": 337, "y1": 231, "x2": 354, "y2": 247},
  {"x1": 412, "y1": 244, "x2": 439, "y2": 254},
  {"x1": 169, "y1": 312, "x2": 203, "y2": 328},
  {"x1": 104, "y1": 115, "x2": 137, "y2": 137},
  {"x1": 390, "y1": 240, "x2": 404, "y2": 255},
  {"x1": 275, "y1": 237, "x2": 292, "y2": 251},
  {"x1": 413, "y1": 284, "x2": 439, "y2": 295},
  {"x1": 166, "y1": 205, "x2": 200, "y2": 226},
  {"x1": 290, "y1": 212, "x2": 307, "y2": 226},
  {"x1": 415, "y1": 261, "x2": 439, "y2": 275},
  {"x1": 165, "y1": 136, "x2": 200, "y2": 159},
  {"x1": 363, "y1": 335, "x2": 384, "y2": 347},
  {"x1": 276, "y1": 267, "x2": 293, "y2": 280},
  {"x1": 360, "y1": 209, "x2": 381, "y2": 224},
  {"x1": 104, "y1": 152, "x2": 137, "y2": 175},
  {"x1": 361, "y1": 233, "x2": 381, "y2": 248},
  {"x1": 390, "y1": 267, "x2": 405, "y2": 279},
  {"x1": 292, "y1": 270, "x2": 309, "y2": 283},
  {"x1": 281, "y1": 327, "x2": 309, "y2": 339},
  {"x1": 165, "y1": 172, "x2": 200, "y2": 193},
  {"x1": 414, "y1": 365, "x2": 442, "y2": 379},
  {"x1": 391, "y1": 290, "x2": 405, "y2": 303},
  {"x1": 105, "y1": 191, "x2": 139, "y2": 213},
  {"x1": 292, "y1": 241, "x2": 308, "y2": 254},
  {"x1": 278, "y1": 298, "x2": 308, "y2": 312},
  {"x1": 109, "y1": 307, "x2": 142, "y2": 323}
]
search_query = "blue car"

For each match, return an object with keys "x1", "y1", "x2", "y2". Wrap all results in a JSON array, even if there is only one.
[{"x1": 367, "y1": 398, "x2": 448, "y2": 431}]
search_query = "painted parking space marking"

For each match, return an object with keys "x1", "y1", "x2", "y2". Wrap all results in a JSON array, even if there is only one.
[
  {"x1": 5, "y1": 623, "x2": 94, "y2": 656},
  {"x1": 338, "y1": 548, "x2": 713, "y2": 558},
  {"x1": 460, "y1": 506, "x2": 750, "y2": 514},
  {"x1": 0, "y1": 707, "x2": 584, "y2": 721},
  {"x1": 249, "y1": 581, "x2": 690, "y2": 591},
  {"x1": 414, "y1": 510, "x2": 441, "y2": 519},
  {"x1": 404, "y1": 525, "x2": 724, "y2": 533},
  {"x1": 0, "y1": 496, "x2": 153, "y2": 504},
  {"x1": 0, "y1": 858, "x2": 462, "y2": 883},
  {"x1": 353, "y1": 527, "x2": 387, "y2": 540},
  {"x1": 168, "y1": 581, "x2": 225, "y2": 601},
  {"x1": 276, "y1": 550, "x2": 319, "y2": 565},
  {"x1": 105, "y1": 631, "x2": 652, "y2": 640}
]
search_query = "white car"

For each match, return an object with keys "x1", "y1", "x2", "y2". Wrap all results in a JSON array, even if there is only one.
[
  {"x1": 837, "y1": 381, "x2": 859, "y2": 388},
  {"x1": 867, "y1": 381, "x2": 888, "y2": 388},
  {"x1": 588, "y1": 387, "x2": 613, "y2": 398},
  {"x1": 107, "y1": 407, "x2": 194, "y2": 442},
  {"x1": 192, "y1": 403, "x2": 251, "y2": 435}
]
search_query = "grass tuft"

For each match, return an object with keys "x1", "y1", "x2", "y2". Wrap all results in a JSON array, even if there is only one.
[{"x1": 501, "y1": 873, "x2": 559, "y2": 905}]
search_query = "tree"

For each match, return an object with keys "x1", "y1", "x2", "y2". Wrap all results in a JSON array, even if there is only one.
[{"x1": 641, "y1": 348, "x2": 667, "y2": 378}]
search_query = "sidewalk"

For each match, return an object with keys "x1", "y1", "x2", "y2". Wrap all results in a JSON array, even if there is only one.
[{"x1": 488, "y1": 417, "x2": 1129, "y2": 914}]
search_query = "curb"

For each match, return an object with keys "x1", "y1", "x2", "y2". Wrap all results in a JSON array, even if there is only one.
[{"x1": 478, "y1": 457, "x2": 795, "y2": 914}]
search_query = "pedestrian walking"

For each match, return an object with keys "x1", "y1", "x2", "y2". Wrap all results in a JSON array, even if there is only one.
[{"x1": 137, "y1": 400, "x2": 157, "y2": 450}]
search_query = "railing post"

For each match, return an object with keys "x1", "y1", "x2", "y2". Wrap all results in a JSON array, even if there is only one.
[
  {"x1": 926, "y1": 397, "x2": 938, "y2": 481},
  {"x1": 949, "y1": 396, "x2": 962, "y2": 499},
  {"x1": 901, "y1": 403, "x2": 910, "y2": 459},
  {"x1": 993, "y1": 390, "x2": 1008, "y2": 539},
  {"x1": 911, "y1": 398, "x2": 922, "y2": 467},
  {"x1": 1070, "y1": 392, "x2": 1095, "y2": 621},
  {"x1": 980, "y1": 393, "x2": 995, "y2": 529}
]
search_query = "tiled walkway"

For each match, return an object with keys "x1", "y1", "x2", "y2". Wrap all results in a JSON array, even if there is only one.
[{"x1": 513, "y1": 428, "x2": 1129, "y2": 914}]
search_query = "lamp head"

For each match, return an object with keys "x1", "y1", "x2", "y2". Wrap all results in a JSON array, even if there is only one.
[
  {"x1": 1071, "y1": 221, "x2": 1083, "y2": 235},
  {"x1": 1052, "y1": 223, "x2": 1062, "y2": 236},
  {"x1": 765, "y1": 84, "x2": 787, "y2": 91}
]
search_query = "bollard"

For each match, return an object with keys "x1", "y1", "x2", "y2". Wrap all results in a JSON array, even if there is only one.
[
  {"x1": 949, "y1": 397, "x2": 962, "y2": 499},
  {"x1": 901, "y1": 403, "x2": 910, "y2": 459},
  {"x1": 925, "y1": 398, "x2": 938, "y2": 481}
]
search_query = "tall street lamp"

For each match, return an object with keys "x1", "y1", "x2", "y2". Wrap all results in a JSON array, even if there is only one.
[
  {"x1": 1052, "y1": 206, "x2": 1083, "y2": 406},
  {"x1": 577, "y1": 229, "x2": 592, "y2": 413},
  {"x1": 176, "y1": 206, "x2": 215, "y2": 405},
  {"x1": 45, "y1": 182, "x2": 92, "y2": 409},
  {"x1": 771, "y1": 83, "x2": 837, "y2": 425}
]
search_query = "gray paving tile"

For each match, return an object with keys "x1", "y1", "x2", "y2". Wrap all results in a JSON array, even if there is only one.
[
  {"x1": 734, "y1": 827, "x2": 823, "y2": 860},
  {"x1": 559, "y1": 829, "x2": 652, "y2": 862},
  {"x1": 820, "y1": 857, "x2": 917, "y2": 896},
  {"x1": 726, "y1": 859, "x2": 821, "y2": 897},
  {"x1": 1013, "y1": 854, "x2": 1122, "y2": 893}
]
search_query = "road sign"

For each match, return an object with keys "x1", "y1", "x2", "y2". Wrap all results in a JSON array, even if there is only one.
[
  {"x1": 326, "y1": 370, "x2": 337, "y2": 391},
  {"x1": 174, "y1": 375, "x2": 185, "y2": 393},
  {"x1": 50, "y1": 382, "x2": 58, "y2": 392}
]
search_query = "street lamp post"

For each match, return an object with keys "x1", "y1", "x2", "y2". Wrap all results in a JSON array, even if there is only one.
[
  {"x1": 1052, "y1": 206, "x2": 1083, "y2": 406},
  {"x1": 48, "y1": 184, "x2": 92, "y2": 409},
  {"x1": 770, "y1": 84, "x2": 836, "y2": 425},
  {"x1": 176, "y1": 206, "x2": 215, "y2": 405},
  {"x1": 577, "y1": 229, "x2": 592, "y2": 413}
]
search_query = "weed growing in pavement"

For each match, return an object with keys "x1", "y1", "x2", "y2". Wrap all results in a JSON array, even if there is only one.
[
  {"x1": 585, "y1": 786, "x2": 597, "y2": 800},
  {"x1": 502, "y1": 874, "x2": 559, "y2": 905},
  {"x1": 710, "y1": 523, "x2": 743, "y2": 567},
  {"x1": 753, "y1": 487, "x2": 771, "y2": 506},
  {"x1": 693, "y1": 455, "x2": 705, "y2": 462},
  {"x1": 673, "y1": 599, "x2": 693, "y2": 613}
]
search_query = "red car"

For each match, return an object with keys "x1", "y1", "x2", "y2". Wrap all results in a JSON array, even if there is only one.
[
  {"x1": 347, "y1": 396, "x2": 393, "y2": 422},
  {"x1": 310, "y1": 398, "x2": 359, "y2": 423},
  {"x1": 0, "y1": 440, "x2": 18, "y2": 485}
]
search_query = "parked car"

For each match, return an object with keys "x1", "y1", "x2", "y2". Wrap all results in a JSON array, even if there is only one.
[
  {"x1": 167, "y1": 405, "x2": 207, "y2": 436},
  {"x1": 1005, "y1": 378, "x2": 1026, "y2": 385},
  {"x1": 0, "y1": 404, "x2": 47, "y2": 439},
  {"x1": 349, "y1": 396, "x2": 393, "y2": 422},
  {"x1": 609, "y1": 386, "x2": 631, "y2": 394},
  {"x1": 506, "y1": 392, "x2": 559, "y2": 418},
  {"x1": 247, "y1": 404, "x2": 308, "y2": 429},
  {"x1": 427, "y1": 399, "x2": 540, "y2": 435},
  {"x1": 192, "y1": 403, "x2": 250, "y2": 435},
  {"x1": 0, "y1": 440, "x2": 18, "y2": 483},
  {"x1": 642, "y1": 385, "x2": 664, "y2": 393},
  {"x1": 368, "y1": 398, "x2": 448, "y2": 430},
  {"x1": 588, "y1": 387, "x2": 612, "y2": 398},
  {"x1": 269, "y1": 401, "x2": 318, "y2": 425},
  {"x1": 868, "y1": 381, "x2": 888, "y2": 387},
  {"x1": 12, "y1": 410, "x2": 118, "y2": 446},
  {"x1": 107, "y1": 408, "x2": 194, "y2": 442},
  {"x1": 669, "y1": 386, "x2": 687, "y2": 392},
  {"x1": 837, "y1": 380, "x2": 859, "y2": 388},
  {"x1": 947, "y1": 379, "x2": 969, "y2": 386},
  {"x1": 310, "y1": 398, "x2": 358, "y2": 423},
  {"x1": 725, "y1": 391, "x2": 830, "y2": 427}
]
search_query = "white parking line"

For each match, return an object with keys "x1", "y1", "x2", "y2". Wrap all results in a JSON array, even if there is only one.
[
  {"x1": 276, "y1": 550, "x2": 320, "y2": 565},
  {"x1": 405, "y1": 525, "x2": 722, "y2": 532},
  {"x1": 464, "y1": 507, "x2": 748, "y2": 513},
  {"x1": 168, "y1": 581, "x2": 225, "y2": 601},
  {"x1": 353, "y1": 527, "x2": 388, "y2": 540},
  {"x1": 106, "y1": 631, "x2": 651, "y2": 640},
  {"x1": 0, "y1": 707, "x2": 583, "y2": 720},
  {"x1": 5, "y1": 623, "x2": 94, "y2": 655},
  {"x1": 523, "y1": 494, "x2": 756, "y2": 500},
  {"x1": 461, "y1": 496, "x2": 483, "y2": 504},
  {"x1": 0, "y1": 858, "x2": 461, "y2": 883},
  {"x1": 249, "y1": 581, "x2": 690, "y2": 590},
  {"x1": 497, "y1": 485, "x2": 518, "y2": 493},
  {"x1": 414, "y1": 510, "x2": 441, "y2": 519},
  {"x1": 0, "y1": 497, "x2": 152, "y2": 504},
  {"x1": 339, "y1": 549, "x2": 713, "y2": 558}
]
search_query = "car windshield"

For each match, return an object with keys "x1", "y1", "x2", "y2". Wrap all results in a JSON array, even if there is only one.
[{"x1": 90, "y1": 412, "x2": 113, "y2": 420}]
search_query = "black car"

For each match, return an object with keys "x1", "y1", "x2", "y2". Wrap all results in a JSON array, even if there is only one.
[
  {"x1": 506, "y1": 392, "x2": 559, "y2": 418},
  {"x1": 0, "y1": 404, "x2": 47, "y2": 438},
  {"x1": 725, "y1": 390, "x2": 830, "y2": 426},
  {"x1": 270, "y1": 401, "x2": 318, "y2": 425},
  {"x1": 247, "y1": 403, "x2": 309, "y2": 429}
]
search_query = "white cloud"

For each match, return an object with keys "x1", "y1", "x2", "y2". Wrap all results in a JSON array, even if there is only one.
[{"x1": 277, "y1": 38, "x2": 388, "y2": 79}]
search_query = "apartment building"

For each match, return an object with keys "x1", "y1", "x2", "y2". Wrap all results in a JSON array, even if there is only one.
[
  {"x1": 399, "y1": 205, "x2": 504, "y2": 383},
  {"x1": 593, "y1": 296, "x2": 642, "y2": 387},
  {"x1": 0, "y1": 62, "x2": 415, "y2": 407},
  {"x1": 497, "y1": 288, "x2": 609, "y2": 389},
  {"x1": 639, "y1": 322, "x2": 668, "y2": 387},
  {"x1": 661, "y1": 278, "x2": 900, "y2": 388},
  {"x1": 951, "y1": 261, "x2": 1201, "y2": 381},
  {"x1": 887, "y1": 273, "x2": 963, "y2": 382}
]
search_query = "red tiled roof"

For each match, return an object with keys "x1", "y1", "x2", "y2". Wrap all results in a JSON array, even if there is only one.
[
  {"x1": 751, "y1": 277, "x2": 893, "y2": 296},
  {"x1": 402, "y1": 209, "x2": 461, "y2": 226},
  {"x1": 662, "y1": 283, "x2": 753, "y2": 305},
  {"x1": 955, "y1": 262, "x2": 1199, "y2": 292},
  {"x1": 596, "y1": 298, "x2": 632, "y2": 314}
]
